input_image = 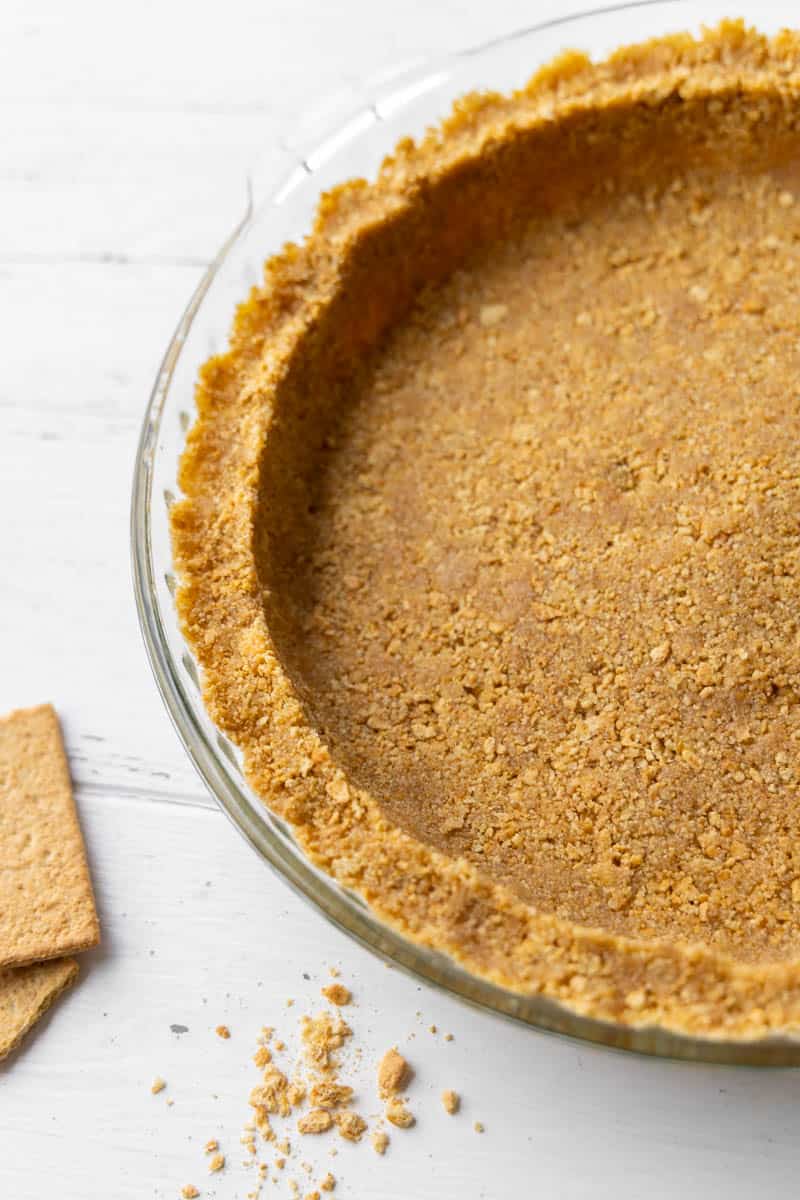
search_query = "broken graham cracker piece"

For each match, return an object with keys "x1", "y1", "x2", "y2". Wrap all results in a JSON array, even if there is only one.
[
  {"x1": 249, "y1": 1064, "x2": 292, "y2": 1118},
  {"x1": 0, "y1": 705, "x2": 99, "y2": 968},
  {"x1": 0, "y1": 958, "x2": 78, "y2": 1060},
  {"x1": 441, "y1": 1089, "x2": 460, "y2": 1115},
  {"x1": 377, "y1": 1047, "x2": 409, "y2": 1099},
  {"x1": 301, "y1": 1011, "x2": 351, "y2": 1071}
]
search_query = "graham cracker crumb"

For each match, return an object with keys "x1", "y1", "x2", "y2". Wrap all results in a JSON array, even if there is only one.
[
  {"x1": 444, "y1": 1034, "x2": 454, "y2": 1042},
  {"x1": 0, "y1": 958, "x2": 79, "y2": 1062},
  {"x1": 321, "y1": 983, "x2": 351, "y2": 1006},
  {"x1": 335, "y1": 1111, "x2": 367, "y2": 1142},
  {"x1": 301, "y1": 1012, "x2": 351, "y2": 1072},
  {"x1": 297, "y1": 1109, "x2": 333, "y2": 1135},
  {"x1": 181, "y1": 1188, "x2": 200, "y2": 1199},
  {"x1": 254, "y1": 1046, "x2": 272, "y2": 1068},
  {"x1": 309, "y1": 1082, "x2": 353, "y2": 1109},
  {"x1": 371, "y1": 1131, "x2": 389, "y2": 1156},
  {"x1": 474, "y1": 1122, "x2": 484, "y2": 1134},
  {"x1": 328, "y1": 967, "x2": 340, "y2": 978},
  {"x1": 215, "y1": 1025, "x2": 231, "y2": 1039},
  {"x1": 320, "y1": 1173, "x2": 336, "y2": 1192},
  {"x1": 377, "y1": 1048, "x2": 409, "y2": 1098},
  {"x1": 209, "y1": 1154, "x2": 225, "y2": 1173},
  {"x1": 151, "y1": 1077, "x2": 166, "y2": 1095},
  {"x1": 249, "y1": 1065, "x2": 293, "y2": 1118},
  {"x1": 204, "y1": 1140, "x2": 218, "y2": 1154},
  {"x1": 385, "y1": 1101, "x2": 414, "y2": 1129},
  {"x1": 441, "y1": 1090, "x2": 460, "y2": 1115}
]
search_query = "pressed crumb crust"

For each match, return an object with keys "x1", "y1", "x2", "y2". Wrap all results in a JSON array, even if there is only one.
[{"x1": 173, "y1": 22, "x2": 800, "y2": 1039}]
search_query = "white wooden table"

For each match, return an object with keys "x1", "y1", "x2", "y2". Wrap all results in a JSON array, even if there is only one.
[{"x1": 3, "y1": 1, "x2": 800, "y2": 1195}]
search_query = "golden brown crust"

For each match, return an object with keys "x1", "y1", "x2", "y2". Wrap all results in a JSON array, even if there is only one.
[{"x1": 172, "y1": 22, "x2": 800, "y2": 1040}]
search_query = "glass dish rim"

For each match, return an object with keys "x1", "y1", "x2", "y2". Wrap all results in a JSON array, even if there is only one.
[{"x1": 131, "y1": 0, "x2": 800, "y2": 1067}]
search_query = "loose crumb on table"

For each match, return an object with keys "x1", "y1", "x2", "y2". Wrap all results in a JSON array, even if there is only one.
[
  {"x1": 377, "y1": 1048, "x2": 410, "y2": 1098},
  {"x1": 371, "y1": 1130, "x2": 389, "y2": 1155},
  {"x1": 321, "y1": 983, "x2": 352, "y2": 1006}
]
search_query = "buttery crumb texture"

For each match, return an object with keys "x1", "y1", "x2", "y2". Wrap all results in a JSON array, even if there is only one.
[
  {"x1": 172, "y1": 22, "x2": 800, "y2": 1040},
  {"x1": 377, "y1": 1048, "x2": 409, "y2": 1099},
  {"x1": 385, "y1": 1101, "x2": 414, "y2": 1130},
  {"x1": 321, "y1": 983, "x2": 351, "y2": 1006},
  {"x1": 371, "y1": 1130, "x2": 389, "y2": 1156}
]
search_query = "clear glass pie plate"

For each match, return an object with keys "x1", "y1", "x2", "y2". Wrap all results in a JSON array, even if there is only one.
[{"x1": 132, "y1": 0, "x2": 800, "y2": 1065}]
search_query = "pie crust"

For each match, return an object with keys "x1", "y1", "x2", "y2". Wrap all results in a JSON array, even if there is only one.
[{"x1": 172, "y1": 22, "x2": 800, "y2": 1040}]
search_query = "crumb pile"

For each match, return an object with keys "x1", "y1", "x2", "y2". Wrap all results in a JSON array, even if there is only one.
[{"x1": 167, "y1": 979, "x2": 471, "y2": 1198}]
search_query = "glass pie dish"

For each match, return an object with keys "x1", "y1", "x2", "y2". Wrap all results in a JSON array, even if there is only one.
[{"x1": 132, "y1": 0, "x2": 800, "y2": 1065}]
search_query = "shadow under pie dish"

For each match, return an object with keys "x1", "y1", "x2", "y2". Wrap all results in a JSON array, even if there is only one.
[{"x1": 171, "y1": 21, "x2": 800, "y2": 1043}]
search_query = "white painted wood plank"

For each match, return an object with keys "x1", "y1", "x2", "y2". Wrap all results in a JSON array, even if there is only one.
[
  {"x1": 4, "y1": 789, "x2": 800, "y2": 1200},
  {"x1": 1, "y1": 0, "x2": 558, "y2": 112},
  {"x1": 2, "y1": 107, "x2": 286, "y2": 262},
  {"x1": 0, "y1": 261, "x2": 207, "y2": 798}
]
